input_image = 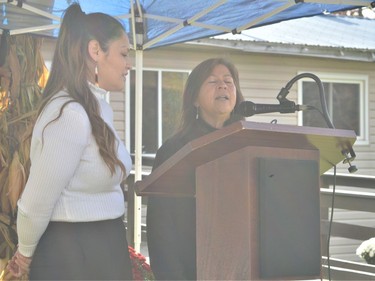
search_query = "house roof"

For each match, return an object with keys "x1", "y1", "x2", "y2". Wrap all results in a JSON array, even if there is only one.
[{"x1": 192, "y1": 14, "x2": 375, "y2": 62}]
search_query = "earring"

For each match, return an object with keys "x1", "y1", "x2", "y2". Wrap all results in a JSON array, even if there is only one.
[
  {"x1": 195, "y1": 107, "x2": 199, "y2": 120},
  {"x1": 95, "y1": 65, "x2": 99, "y2": 86}
]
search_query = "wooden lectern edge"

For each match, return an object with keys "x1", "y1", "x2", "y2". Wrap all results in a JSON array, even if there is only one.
[
  {"x1": 134, "y1": 120, "x2": 357, "y2": 196},
  {"x1": 241, "y1": 120, "x2": 356, "y2": 138},
  {"x1": 133, "y1": 142, "x2": 193, "y2": 195},
  {"x1": 133, "y1": 121, "x2": 246, "y2": 195}
]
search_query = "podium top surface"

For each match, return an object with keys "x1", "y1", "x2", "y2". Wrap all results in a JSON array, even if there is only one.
[{"x1": 135, "y1": 121, "x2": 357, "y2": 196}]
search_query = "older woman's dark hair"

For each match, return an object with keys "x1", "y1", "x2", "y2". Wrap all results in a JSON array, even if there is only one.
[{"x1": 177, "y1": 58, "x2": 244, "y2": 137}]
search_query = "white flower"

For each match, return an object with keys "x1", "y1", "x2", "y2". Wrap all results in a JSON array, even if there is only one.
[{"x1": 356, "y1": 237, "x2": 375, "y2": 261}]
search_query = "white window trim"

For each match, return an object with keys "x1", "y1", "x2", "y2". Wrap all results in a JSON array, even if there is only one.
[
  {"x1": 297, "y1": 71, "x2": 368, "y2": 145},
  {"x1": 125, "y1": 67, "x2": 190, "y2": 155},
  {"x1": 125, "y1": 76, "x2": 131, "y2": 150}
]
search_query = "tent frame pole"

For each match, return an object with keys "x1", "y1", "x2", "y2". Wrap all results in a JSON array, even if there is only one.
[{"x1": 133, "y1": 49, "x2": 143, "y2": 253}]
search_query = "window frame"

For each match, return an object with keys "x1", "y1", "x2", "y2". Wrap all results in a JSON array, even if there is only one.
[
  {"x1": 125, "y1": 67, "x2": 190, "y2": 156},
  {"x1": 297, "y1": 72, "x2": 368, "y2": 145}
]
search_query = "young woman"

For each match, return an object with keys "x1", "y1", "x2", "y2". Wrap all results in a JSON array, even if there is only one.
[{"x1": 7, "y1": 3, "x2": 133, "y2": 280}]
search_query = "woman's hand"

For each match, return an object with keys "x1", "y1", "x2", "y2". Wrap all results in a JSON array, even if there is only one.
[{"x1": 6, "y1": 249, "x2": 32, "y2": 277}]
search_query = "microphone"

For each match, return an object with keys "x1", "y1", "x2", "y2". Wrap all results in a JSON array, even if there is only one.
[{"x1": 235, "y1": 100, "x2": 308, "y2": 117}]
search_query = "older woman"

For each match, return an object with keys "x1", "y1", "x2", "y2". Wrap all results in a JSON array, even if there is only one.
[{"x1": 147, "y1": 58, "x2": 245, "y2": 280}]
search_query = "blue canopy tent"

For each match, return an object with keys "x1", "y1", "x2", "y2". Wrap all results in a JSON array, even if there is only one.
[
  {"x1": 1, "y1": 0, "x2": 374, "y2": 47},
  {"x1": 1, "y1": 0, "x2": 373, "y2": 250}
]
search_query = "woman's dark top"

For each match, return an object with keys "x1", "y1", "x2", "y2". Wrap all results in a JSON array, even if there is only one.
[{"x1": 146, "y1": 117, "x2": 237, "y2": 280}]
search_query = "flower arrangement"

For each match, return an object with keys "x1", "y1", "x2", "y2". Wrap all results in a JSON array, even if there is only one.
[
  {"x1": 128, "y1": 246, "x2": 155, "y2": 281},
  {"x1": 356, "y1": 237, "x2": 375, "y2": 265}
]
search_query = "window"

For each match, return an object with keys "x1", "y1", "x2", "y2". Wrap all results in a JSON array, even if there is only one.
[
  {"x1": 129, "y1": 69, "x2": 189, "y2": 155},
  {"x1": 298, "y1": 73, "x2": 368, "y2": 144}
]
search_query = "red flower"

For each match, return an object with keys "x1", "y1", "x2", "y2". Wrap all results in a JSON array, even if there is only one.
[{"x1": 128, "y1": 246, "x2": 155, "y2": 281}]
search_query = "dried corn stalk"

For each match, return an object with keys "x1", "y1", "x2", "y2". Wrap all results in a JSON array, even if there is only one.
[
  {"x1": 6, "y1": 152, "x2": 26, "y2": 214},
  {"x1": 0, "y1": 34, "x2": 47, "y2": 266}
]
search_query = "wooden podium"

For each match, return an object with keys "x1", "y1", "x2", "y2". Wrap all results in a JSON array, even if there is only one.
[{"x1": 135, "y1": 121, "x2": 357, "y2": 280}]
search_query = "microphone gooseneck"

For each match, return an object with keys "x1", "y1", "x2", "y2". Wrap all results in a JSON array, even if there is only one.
[{"x1": 236, "y1": 73, "x2": 334, "y2": 128}]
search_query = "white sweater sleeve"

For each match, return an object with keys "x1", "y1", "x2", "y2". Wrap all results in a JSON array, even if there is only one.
[{"x1": 17, "y1": 106, "x2": 90, "y2": 257}]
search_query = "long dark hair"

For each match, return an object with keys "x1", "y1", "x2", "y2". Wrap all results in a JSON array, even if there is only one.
[
  {"x1": 177, "y1": 58, "x2": 244, "y2": 137},
  {"x1": 30, "y1": 3, "x2": 126, "y2": 176}
]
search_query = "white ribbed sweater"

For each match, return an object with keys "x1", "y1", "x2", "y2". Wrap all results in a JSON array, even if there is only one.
[{"x1": 17, "y1": 85, "x2": 132, "y2": 257}]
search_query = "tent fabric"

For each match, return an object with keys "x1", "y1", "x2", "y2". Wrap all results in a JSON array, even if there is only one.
[{"x1": 0, "y1": 0, "x2": 373, "y2": 49}]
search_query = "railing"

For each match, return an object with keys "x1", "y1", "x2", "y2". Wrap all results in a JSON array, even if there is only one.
[{"x1": 320, "y1": 172, "x2": 375, "y2": 280}]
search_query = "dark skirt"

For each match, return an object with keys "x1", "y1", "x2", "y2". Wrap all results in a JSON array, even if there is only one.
[{"x1": 29, "y1": 217, "x2": 133, "y2": 280}]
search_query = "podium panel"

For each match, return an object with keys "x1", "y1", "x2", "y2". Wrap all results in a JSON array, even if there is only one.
[
  {"x1": 258, "y1": 157, "x2": 321, "y2": 279},
  {"x1": 196, "y1": 146, "x2": 320, "y2": 280}
]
